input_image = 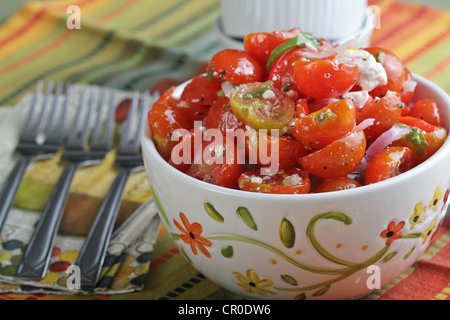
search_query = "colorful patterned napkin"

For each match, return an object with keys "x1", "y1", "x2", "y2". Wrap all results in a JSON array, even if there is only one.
[{"x1": 0, "y1": 84, "x2": 160, "y2": 295}]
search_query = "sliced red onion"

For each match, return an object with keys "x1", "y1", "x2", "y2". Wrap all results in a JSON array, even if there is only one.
[
  {"x1": 402, "y1": 80, "x2": 417, "y2": 92},
  {"x1": 354, "y1": 118, "x2": 375, "y2": 132},
  {"x1": 365, "y1": 123, "x2": 411, "y2": 160},
  {"x1": 221, "y1": 81, "x2": 234, "y2": 98}
]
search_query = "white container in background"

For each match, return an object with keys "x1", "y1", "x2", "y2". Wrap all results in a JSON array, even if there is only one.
[{"x1": 220, "y1": 0, "x2": 369, "y2": 41}]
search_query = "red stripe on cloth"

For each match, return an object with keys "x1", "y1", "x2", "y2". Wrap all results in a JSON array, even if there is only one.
[
  {"x1": 424, "y1": 56, "x2": 450, "y2": 79},
  {"x1": 97, "y1": 0, "x2": 140, "y2": 23},
  {"x1": 402, "y1": 28, "x2": 450, "y2": 65},
  {"x1": 372, "y1": 5, "x2": 429, "y2": 46},
  {"x1": 0, "y1": 9, "x2": 47, "y2": 49},
  {"x1": 0, "y1": 30, "x2": 75, "y2": 76}
]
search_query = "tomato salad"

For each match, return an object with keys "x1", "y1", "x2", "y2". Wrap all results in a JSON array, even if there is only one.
[{"x1": 148, "y1": 28, "x2": 447, "y2": 194}]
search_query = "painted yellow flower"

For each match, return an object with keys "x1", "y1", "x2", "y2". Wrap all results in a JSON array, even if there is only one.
[
  {"x1": 428, "y1": 187, "x2": 443, "y2": 211},
  {"x1": 422, "y1": 219, "x2": 437, "y2": 244},
  {"x1": 409, "y1": 202, "x2": 426, "y2": 230},
  {"x1": 233, "y1": 270, "x2": 275, "y2": 297}
]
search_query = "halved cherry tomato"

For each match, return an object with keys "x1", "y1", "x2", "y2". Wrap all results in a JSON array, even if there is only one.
[
  {"x1": 398, "y1": 116, "x2": 436, "y2": 133},
  {"x1": 392, "y1": 126, "x2": 447, "y2": 165},
  {"x1": 268, "y1": 47, "x2": 310, "y2": 100},
  {"x1": 186, "y1": 139, "x2": 243, "y2": 188},
  {"x1": 244, "y1": 28, "x2": 303, "y2": 66},
  {"x1": 246, "y1": 130, "x2": 309, "y2": 170},
  {"x1": 291, "y1": 98, "x2": 356, "y2": 149},
  {"x1": 167, "y1": 99, "x2": 209, "y2": 123},
  {"x1": 407, "y1": 99, "x2": 442, "y2": 127},
  {"x1": 364, "y1": 47, "x2": 405, "y2": 97},
  {"x1": 364, "y1": 146, "x2": 415, "y2": 184},
  {"x1": 400, "y1": 67, "x2": 415, "y2": 106},
  {"x1": 295, "y1": 98, "x2": 309, "y2": 118},
  {"x1": 293, "y1": 59, "x2": 359, "y2": 100},
  {"x1": 313, "y1": 177, "x2": 362, "y2": 193},
  {"x1": 299, "y1": 129, "x2": 366, "y2": 179},
  {"x1": 180, "y1": 75, "x2": 222, "y2": 107},
  {"x1": 229, "y1": 81, "x2": 295, "y2": 130},
  {"x1": 356, "y1": 92, "x2": 402, "y2": 143},
  {"x1": 206, "y1": 49, "x2": 264, "y2": 85},
  {"x1": 148, "y1": 103, "x2": 191, "y2": 161},
  {"x1": 168, "y1": 130, "x2": 196, "y2": 173},
  {"x1": 205, "y1": 95, "x2": 245, "y2": 135},
  {"x1": 238, "y1": 167, "x2": 311, "y2": 194}
]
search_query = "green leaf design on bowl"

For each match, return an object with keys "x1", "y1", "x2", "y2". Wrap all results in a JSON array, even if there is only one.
[
  {"x1": 236, "y1": 206, "x2": 258, "y2": 231},
  {"x1": 204, "y1": 201, "x2": 224, "y2": 223},
  {"x1": 281, "y1": 274, "x2": 298, "y2": 286},
  {"x1": 221, "y1": 245, "x2": 234, "y2": 258},
  {"x1": 279, "y1": 218, "x2": 296, "y2": 248}
]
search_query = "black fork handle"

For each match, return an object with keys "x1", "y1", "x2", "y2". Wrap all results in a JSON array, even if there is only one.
[
  {"x1": 15, "y1": 161, "x2": 79, "y2": 280},
  {"x1": 75, "y1": 167, "x2": 131, "y2": 288},
  {"x1": 0, "y1": 157, "x2": 30, "y2": 234}
]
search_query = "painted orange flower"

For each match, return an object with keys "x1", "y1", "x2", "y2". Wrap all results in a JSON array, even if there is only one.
[
  {"x1": 173, "y1": 212, "x2": 212, "y2": 258},
  {"x1": 380, "y1": 221, "x2": 405, "y2": 245}
]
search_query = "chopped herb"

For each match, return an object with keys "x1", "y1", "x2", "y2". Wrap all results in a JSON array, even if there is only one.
[
  {"x1": 282, "y1": 82, "x2": 294, "y2": 92},
  {"x1": 217, "y1": 90, "x2": 224, "y2": 97},
  {"x1": 206, "y1": 61, "x2": 215, "y2": 81},
  {"x1": 408, "y1": 128, "x2": 429, "y2": 156},
  {"x1": 375, "y1": 51, "x2": 385, "y2": 64},
  {"x1": 243, "y1": 81, "x2": 274, "y2": 99},
  {"x1": 282, "y1": 177, "x2": 291, "y2": 186},
  {"x1": 266, "y1": 33, "x2": 321, "y2": 72},
  {"x1": 218, "y1": 70, "x2": 227, "y2": 79}
]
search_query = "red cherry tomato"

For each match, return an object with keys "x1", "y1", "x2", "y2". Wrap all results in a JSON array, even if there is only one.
[
  {"x1": 229, "y1": 81, "x2": 295, "y2": 130},
  {"x1": 364, "y1": 146, "x2": 415, "y2": 185},
  {"x1": 364, "y1": 47, "x2": 405, "y2": 97},
  {"x1": 295, "y1": 98, "x2": 309, "y2": 118},
  {"x1": 400, "y1": 67, "x2": 415, "y2": 106},
  {"x1": 356, "y1": 92, "x2": 402, "y2": 143},
  {"x1": 238, "y1": 167, "x2": 311, "y2": 194},
  {"x1": 293, "y1": 59, "x2": 359, "y2": 100},
  {"x1": 168, "y1": 130, "x2": 196, "y2": 173},
  {"x1": 244, "y1": 28, "x2": 303, "y2": 66},
  {"x1": 398, "y1": 116, "x2": 436, "y2": 133},
  {"x1": 299, "y1": 129, "x2": 366, "y2": 179},
  {"x1": 206, "y1": 49, "x2": 264, "y2": 85},
  {"x1": 313, "y1": 177, "x2": 362, "y2": 193},
  {"x1": 246, "y1": 130, "x2": 309, "y2": 170},
  {"x1": 268, "y1": 47, "x2": 310, "y2": 100},
  {"x1": 407, "y1": 99, "x2": 442, "y2": 127},
  {"x1": 205, "y1": 95, "x2": 245, "y2": 135},
  {"x1": 291, "y1": 98, "x2": 356, "y2": 149},
  {"x1": 148, "y1": 103, "x2": 191, "y2": 161},
  {"x1": 180, "y1": 75, "x2": 222, "y2": 107},
  {"x1": 186, "y1": 139, "x2": 243, "y2": 188},
  {"x1": 392, "y1": 126, "x2": 447, "y2": 165}
]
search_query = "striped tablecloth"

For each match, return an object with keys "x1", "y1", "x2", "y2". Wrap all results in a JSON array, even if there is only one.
[{"x1": 0, "y1": 0, "x2": 449, "y2": 300}]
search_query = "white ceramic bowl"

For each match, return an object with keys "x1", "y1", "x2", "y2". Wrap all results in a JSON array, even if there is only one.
[
  {"x1": 141, "y1": 74, "x2": 450, "y2": 300},
  {"x1": 215, "y1": 6, "x2": 376, "y2": 51},
  {"x1": 220, "y1": 0, "x2": 368, "y2": 40}
]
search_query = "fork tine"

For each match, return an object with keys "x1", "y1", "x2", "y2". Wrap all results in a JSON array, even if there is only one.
[
  {"x1": 35, "y1": 81, "x2": 54, "y2": 136},
  {"x1": 135, "y1": 92, "x2": 150, "y2": 148},
  {"x1": 90, "y1": 87, "x2": 115, "y2": 151},
  {"x1": 44, "y1": 81, "x2": 63, "y2": 135},
  {"x1": 118, "y1": 91, "x2": 139, "y2": 150},
  {"x1": 20, "y1": 80, "x2": 44, "y2": 141},
  {"x1": 65, "y1": 87, "x2": 95, "y2": 149}
]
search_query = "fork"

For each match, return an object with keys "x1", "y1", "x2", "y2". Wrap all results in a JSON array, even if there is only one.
[
  {"x1": 15, "y1": 85, "x2": 116, "y2": 280},
  {"x1": 74, "y1": 90, "x2": 152, "y2": 289},
  {"x1": 0, "y1": 80, "x2": 68, "y2": 234}
]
